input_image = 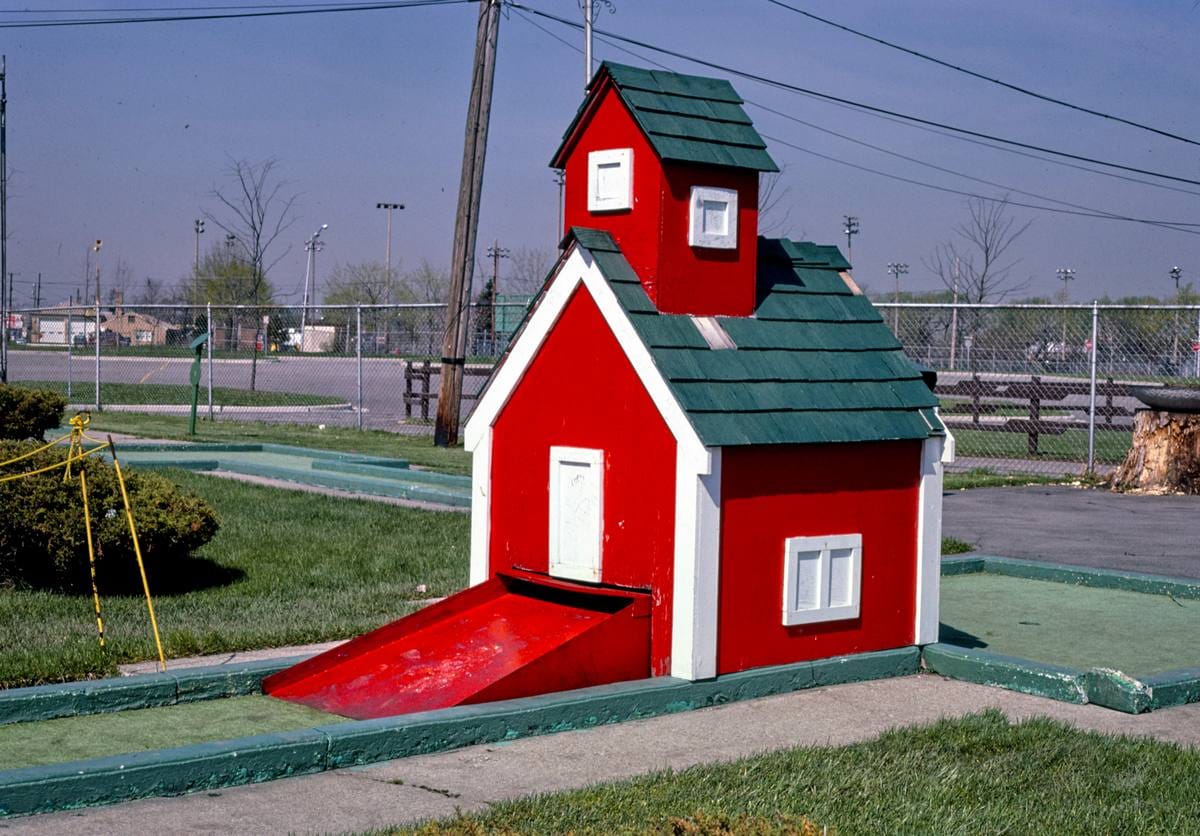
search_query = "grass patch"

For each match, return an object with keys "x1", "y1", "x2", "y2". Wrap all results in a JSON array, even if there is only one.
[
  {"x1": 951, "y1": 426, "x2": 1131, "y2": 465},
  {"x1": 943, "y1": 469, "x2": 1080, "y2": 490},
  {"x1": 0, "y1": 470, "x2": 469, "y2": 688},
  {"x1": 941, "y1": 536, "x2": 975, "y2": 555},
  {"x1": 75, "y1": 413, "x2": 471, "y2": 475},
  {"x1": 397, "y1": 710, "x2": 1200, "y2": 835},
  {"x1": 16, "y1": 380, "x2": 340, "y2": 407},
  {"x1": 0, "y1": 695, "x2": 347, "y2": 769}
]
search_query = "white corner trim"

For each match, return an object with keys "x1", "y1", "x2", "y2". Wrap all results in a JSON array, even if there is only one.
[
  {"x1": 468, "y1": 424, "x2": 492, "y2": 587},
  {"x1": 914, "y1": 435, "x2": 945, "y2": 645},
  {"x1": 670, "y1": 446, "x2": 722, "y2": 681}
]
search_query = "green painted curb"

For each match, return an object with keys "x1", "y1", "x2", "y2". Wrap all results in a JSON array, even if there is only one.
[
  {"x1": 0, "y1": 657, "x2": 303, "y2": 727},
  {"x1": 110, "y1": 443, "x2": 266, "y2": 453},
  {"x1": 947, "y1": 554, "x2": 1200, "y2": 599},
  {"x1": 940, "y1": 557, "x2": 986, "y2": 576},
  {"x1": 311, "y1": 459, "x2": 469, "y2": 489},
  {"x1": 0, "y1": 647, "x2": 918, "y2": 817},
  {"x1": 922, "y1": 643, "x2": 1089, "y2": 704},
  {"x1": 123, "y1": 459, "x2": 220, "y2": 472},
  {"x1": 1143, "y1": 667, "x2": 1200, "y2": 711},
  {"x1": 212, "y1": 460, "x2": 470, "y2": 506}
]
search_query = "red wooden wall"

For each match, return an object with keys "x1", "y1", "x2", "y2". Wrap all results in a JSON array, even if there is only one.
[
  {"x1": 489, "y1": 284, "x2": 678, "y2": 675},
  {"x1": 716, "y1": 441, "x2": 922, "y2": 674}
]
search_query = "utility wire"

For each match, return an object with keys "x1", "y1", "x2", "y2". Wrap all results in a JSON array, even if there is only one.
[
  {"x1": 509, "y1": 3, "x2": 1200, "y2": 188},
  {"x1": 763, "y1": 0, "x2": 1200, "y2": 148},
  {"x1": 0, "y1": 0, "x2": 471, "y2": 29}
]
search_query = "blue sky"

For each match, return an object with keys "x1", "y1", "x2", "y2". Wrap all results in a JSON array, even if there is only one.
[{"x1": 5, "y1": 0, "x2": 1200, "y2": 307}]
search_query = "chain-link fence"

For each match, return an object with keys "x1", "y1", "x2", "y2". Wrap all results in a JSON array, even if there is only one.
[
  {"x1": 881, "y1": 302, "x2": 1200, "y2": 476},
  {"x1": 1, "y1": 302, "x2": 529, "y2": 434},
  {"x1": 4, "y1": 301, "x2": 1198, "y2": 477}
]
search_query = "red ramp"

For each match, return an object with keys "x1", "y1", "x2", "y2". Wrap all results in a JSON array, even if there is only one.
[{"x1": 263, "y1": 573, "x2": 651, "y2": 719}]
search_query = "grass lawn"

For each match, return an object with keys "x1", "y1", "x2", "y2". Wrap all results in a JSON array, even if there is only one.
[
  {"x1": 942, "y1": 468, "x2": 1097, "y2": 491},
  {"x1": 951, "y1": 426, "x2": 1131, "y2": 465},
  {"x1": 17, "y1": 380, "x2": 340, "y2": 407},
  {"x1": 398, "y1": 710, "x2": 1200, "y2": 835},
  {"x1": 77, "y1": 413, "x2": 471, "y2": 475},
  {"x1": 0, "y1": 470, "x2": 469, "y2": 688}
]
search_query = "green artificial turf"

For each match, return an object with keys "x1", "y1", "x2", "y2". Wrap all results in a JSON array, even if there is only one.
[
  {"x1": 394, "y1": 710, "x2": 1200, "y2": 835},
  {"x1": 79, "y1": 413, "x2": 471, "y2": 475},
  {"x1": 17, "y1": 380, "x2": 340, "y2": 407},
  {"x1": 0, "y1": 695, "x2": 347, "y2": 770},
  {"x1": 940, "y1": 573, "x2": 1200, "y2": 676},
  {"x1": 0, "y1": 470, "x2": 469, "y2": 688}
]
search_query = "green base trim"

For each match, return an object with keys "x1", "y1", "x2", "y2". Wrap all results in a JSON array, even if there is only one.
[
  {"x1": 0, "y1": 658, "x2": 304, "y2": 727},
  {"x1": 0, "y1": 647, "x2": 918, "y2": 817},
  {"x1": 209, "y1": 461, "x2": 470, "y2": 506},
  {"x1": 942, "y1": 555, "x2": 1200, "y2": 599}
]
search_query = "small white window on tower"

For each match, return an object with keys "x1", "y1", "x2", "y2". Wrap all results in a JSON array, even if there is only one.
[
  {"x1": 689, "y1": 186, "x2": 738, "y2": 249},
  {"x1": 587, "y1": 148, "x2": 633, "y2": 212},
  {"x1": 782, "y1": 533, "x2": 862, "y2": 626}
]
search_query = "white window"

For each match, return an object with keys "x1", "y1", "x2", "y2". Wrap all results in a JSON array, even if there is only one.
[
  {"x1": 587, "y1": 148, "x2": 633, "y2": 212},
  {"x1": 548, "y1": 446, "x2": 604, "y2": 582},
  {"x1": 782, "y1": 533, "x2": 862, "y2": 626},
  {"x1": 688, "y1": 186, "x2": 738, "y2": 249}
]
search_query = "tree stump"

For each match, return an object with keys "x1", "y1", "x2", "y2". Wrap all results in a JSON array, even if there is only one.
[{"x1": 1111, "y1": 410, "x2": 1200, "y2": 494}]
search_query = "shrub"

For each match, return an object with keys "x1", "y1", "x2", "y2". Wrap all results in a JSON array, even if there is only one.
[
  {"x1": 0, "y1": 441, "x2": 220, "y2": 590},
  {"x1": 0, "y1": 385, "x2": 67, "y2": 441}
]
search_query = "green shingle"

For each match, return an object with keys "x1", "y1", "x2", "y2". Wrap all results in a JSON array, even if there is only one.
[
  {"x1": 552, "y1": 62, "x2": 778, "y2": 173},
  {"x1": 560, "y1": 227, "x2": 935, "y2": 447}
]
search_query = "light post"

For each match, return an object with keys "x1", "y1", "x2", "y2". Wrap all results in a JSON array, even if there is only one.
[
  {"x1": 842, "y1": 215, "x2": 859, "y2": 263},
  {"x1": 375, "y1": 202, "x2": 404, "y2": 280},
  {"x1": 554, "y1": 170, "x2": 565, "y2": 245},
  {"x1": 193, "y1": 219, "x2": 204, "y2": 273},
  {"x1": 299, "y1": 224, "x2": 327, "y2": 350},
  {"x1": 886, "y1": 262, "x2": 908, "y2": 331},
  {"x1": 1057, "y1": 267, "x2": 1076, "y2": 370},
  {"x1": 1170, "y1": 266, "x2": 1183, "y2": 370}
]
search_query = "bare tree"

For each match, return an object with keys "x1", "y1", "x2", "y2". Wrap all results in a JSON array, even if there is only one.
[
  {"x1": 505, "y1": 246, "x2": 555, "y2": 295},
  {"x1": 925, "y1": 196, "x2": 1032, "y2": 304},
  {"x1": 758, "y1": 166, "x2": 796, "y2": 238},
  {"x1": 204, "y1": 157, "x2": 298, "y2": 388}
]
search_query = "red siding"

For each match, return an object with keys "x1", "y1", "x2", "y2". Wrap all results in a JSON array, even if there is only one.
[
  {"x1": 489, "y1": 284, "x2": 678, "y2": 675},
  {"x1": 559, "y1": 79, "x2": 758, "y2": 317},
  {"x1": 717, "y1": 442, "x2": 921, "y2": 674}
]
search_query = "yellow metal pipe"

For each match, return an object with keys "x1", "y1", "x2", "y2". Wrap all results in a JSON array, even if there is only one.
[{"x1": 77, "y1": 467, "x2": 106, "y2": 649}]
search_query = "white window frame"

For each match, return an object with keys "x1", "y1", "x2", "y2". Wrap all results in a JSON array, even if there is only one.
[
  {"x1": 688, "y1": 186, "x2": 738, "y2": 249},
  {"x1": 587, "y1": 148, "x2": 633, "y2": 212},
  {"x1": 548, "y1": 445, "x2": 605, "y2": 582},
  {"x1": 782, "y1": 533, "x2": 862, "y2": 626}
]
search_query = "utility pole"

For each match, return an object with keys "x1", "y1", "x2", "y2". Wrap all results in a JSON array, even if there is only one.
[
  {"x1": 0, "y1": 56, "x2": 7, "y2": 383},
  {"x1": 487, "y1": 240, "x2": 509, "y2": 348},
  {"x1": 299, "y1": 224, "x2": 327, "y2": 350},
  {"x1": 842, "y1": 215, "x2": 859, "y2": 264},
  {"x1": 886, "y1": 262, "x2": 908, "y2": 331},
  {"x1": 435, "y1": 0, "x2": 502, "y2": 447},
  {"x1": 949, "y1": 256, "x2": 960, "y2": 371},
  {"x1": 1170, "y1": 265, "x2": 1182, "y2": 369},
  {"x1": 34, "y1": 272, "x2": 41, "y2": 308}
]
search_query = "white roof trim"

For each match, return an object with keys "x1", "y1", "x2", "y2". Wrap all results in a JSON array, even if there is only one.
[{"x1": 464, "y1": 242, "x2": 710, "y2": 473}]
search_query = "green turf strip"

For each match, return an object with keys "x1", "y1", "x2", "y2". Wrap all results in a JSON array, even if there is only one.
[
  {"x1": 940, "y1": 573, "x2": 1200, "y2": 677},
  {"x1": 0, "y1": 695, "x2": 347, "y2": 770}
]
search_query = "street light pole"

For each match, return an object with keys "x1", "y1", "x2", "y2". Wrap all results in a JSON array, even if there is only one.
[
  {"x1": 299, "y1": 225, "x2": 327, "y2": 350},
  {"x1": 842, "y1": 215, "x2": 859, "y2": 264},
  {"x1": 375, "y1": 202, "x2": 404, "y2": 279},
  {"x1": 1056, "y1": 267, "x2": 1076, "y2": 368},
  {"x1": 886, "y1": 261, "x2": 908, "y2": 331},
  {"x1": 1170, "y1": 266, "x2": 1182, "y2": 369}
]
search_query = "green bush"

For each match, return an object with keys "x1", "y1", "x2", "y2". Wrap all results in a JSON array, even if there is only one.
[
  {"x1": 0, "y1": 441, "x2": 220, "y2": 591},
  {"x1": 0, "y1": 385, "x2": 67, "y2": 440}
]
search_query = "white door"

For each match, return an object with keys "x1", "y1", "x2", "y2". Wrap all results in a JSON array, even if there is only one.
[{"x1": 548, "y1": 446, "x2": 604, "y2": 582}]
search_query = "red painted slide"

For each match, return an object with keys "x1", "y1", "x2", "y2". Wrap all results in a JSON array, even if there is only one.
[{"x1": 263, "y1": 573, "x2": 651, "y2": 719}]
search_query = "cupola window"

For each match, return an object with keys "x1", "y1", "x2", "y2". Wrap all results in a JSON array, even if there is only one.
[
  {"x1": 587, "y1": 148, "x2": 633, "y2": 212},
  {"x1": 689, "y1": 186, "x2": 738, "y2": 249}
]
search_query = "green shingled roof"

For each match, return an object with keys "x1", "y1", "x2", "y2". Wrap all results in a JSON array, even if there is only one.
[
  {"x1": 569, "y1": 227, "x2": 942, "y2": 447},
  {"x1": 552, "y1": 61, "x2": 778, "y2": 173}
]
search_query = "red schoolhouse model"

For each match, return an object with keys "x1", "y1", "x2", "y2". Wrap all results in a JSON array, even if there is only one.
[{"x1": 266, "y1": 62, "x2": 951, "y2": 718}]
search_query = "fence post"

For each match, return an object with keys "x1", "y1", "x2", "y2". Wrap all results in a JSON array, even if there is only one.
[
  {"x1": 206, "y1": 303, "x2": 214, "y2": 420},
  {"x1": 66, "y1": 307, "x2": 73, "y2": 399},
  {"x1": 356, "y1": 305, "x2": 363, "y2": 431},
  {"x1": 94, "y1": 301, "x2": 102, "y2": 412},
  {"x1": 1086, "y1": 301, "x2": 1099, "y2": 474}
]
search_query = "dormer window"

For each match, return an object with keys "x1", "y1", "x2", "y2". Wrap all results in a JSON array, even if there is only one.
[
  {"x1": 689, "y1": 186, "x2": 738, "y2": 249},
  {"x1": 588, "y1": 148, "x2": 633, "y2": 212}
]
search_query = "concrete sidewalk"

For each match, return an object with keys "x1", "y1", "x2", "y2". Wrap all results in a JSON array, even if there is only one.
[{"x1": 15, "y1": 675, "x2": 1200, "y2": 835}]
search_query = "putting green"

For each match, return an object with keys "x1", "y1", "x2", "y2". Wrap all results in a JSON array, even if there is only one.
[
  {"x1": 940, "y1": 573, "x2": 1200, "y2": 677},
  {"x1": 0, "y1": 695, "x2": 347, "y2": 770}
]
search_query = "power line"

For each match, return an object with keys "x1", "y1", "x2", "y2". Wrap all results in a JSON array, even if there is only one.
[
  {"x1": 0, "y1": 0, "x2": 471, "y2": 29},
  {"x1": 762, "y1": 0, "x2": 1200, "y2": 148},
  {"x1": 758, "y1": 131, "x2": 1200, "y2": 236},
  {"x1": 509, "y1": 3, "x2": 1200, "y2": 188}
]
